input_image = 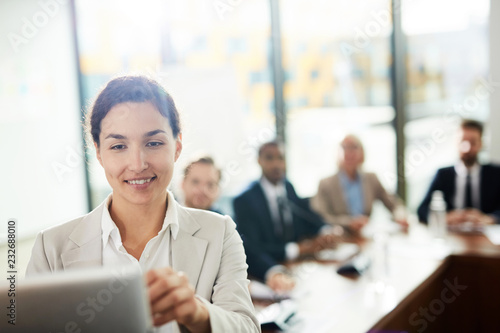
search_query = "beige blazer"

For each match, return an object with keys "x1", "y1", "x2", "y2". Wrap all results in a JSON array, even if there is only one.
[
  {"x1": 26, "y1": 193, "x2": 260, "y2": 333},
  {"x1": 311, "y1": 171, "x2": 398, "y2": 227}
]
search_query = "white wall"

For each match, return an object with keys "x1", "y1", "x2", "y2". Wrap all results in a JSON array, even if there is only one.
[
  {"x1": 0, "y1": 0, "x2": 88, "y2": 244},
  {"x1": 489, "y1": 0, "x2": 500, "y2": 163}
]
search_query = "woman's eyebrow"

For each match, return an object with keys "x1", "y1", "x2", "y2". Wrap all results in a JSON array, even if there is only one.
[
  {"x1": 104, "y1": 133, "x2": 126, "y2": 140},
  {"x1": 103, "y1": 130, "x2": 166, "y2": 140},
  {"x1": 144, "y1": 129, "x2": 167, "y2": 137}
]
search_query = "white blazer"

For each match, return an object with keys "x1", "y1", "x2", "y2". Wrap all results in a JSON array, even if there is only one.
[{"x1": 26, "y1": 193, "x2": 260, "y2": 333}]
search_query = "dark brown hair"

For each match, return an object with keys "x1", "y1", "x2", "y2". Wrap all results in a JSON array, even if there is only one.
[
  {"x1": 86, "y1": 75, "x2": 181, "y2": 146},
  {"x1": 461, "y1": 119, "x2": 484, "y2": 136}
]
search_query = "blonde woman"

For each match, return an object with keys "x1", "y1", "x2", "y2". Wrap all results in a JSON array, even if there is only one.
[{"x1": 311, "y1": 134, "x2": 406, "y2": 234}]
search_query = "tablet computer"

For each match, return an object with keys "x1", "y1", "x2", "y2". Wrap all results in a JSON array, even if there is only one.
[{"x1": 0, "y1": 266, "x2": 154, "y2": 333}]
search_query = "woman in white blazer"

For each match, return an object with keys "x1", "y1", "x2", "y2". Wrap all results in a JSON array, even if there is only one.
[{"x1": 26, "y1": 76, "x2": 260, "y2": 333}]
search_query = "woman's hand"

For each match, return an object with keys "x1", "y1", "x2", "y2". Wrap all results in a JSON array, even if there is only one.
[{"x1": 146, "y1": 267, "x2": 211, "y2": 333}]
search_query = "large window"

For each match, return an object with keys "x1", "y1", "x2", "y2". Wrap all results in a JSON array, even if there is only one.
[
  {"x1": 75, "y1": 0, "x2": 275, "y2": 213},
  {"x1": 279, "y1": 0, "x2": 397, "y2": 198},
  {"x1": 403, "y1": 0, "x2": 490, "y2": 212},
  {"x1": 0, "y1": 0, "x2": 493, "y2": 244}
]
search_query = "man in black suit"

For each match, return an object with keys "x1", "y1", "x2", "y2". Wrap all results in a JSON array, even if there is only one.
[
  {"x1": 418, "y1": 119, "x2": 500, "y2": 225},
  {"x1": 233, "y1": 141, "x2": 335, "y2": 292}
]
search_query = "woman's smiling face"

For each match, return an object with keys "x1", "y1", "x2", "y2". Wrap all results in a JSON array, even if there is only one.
[{"x1": 95, "y1": 101, "x2": 182, "y2": 207}]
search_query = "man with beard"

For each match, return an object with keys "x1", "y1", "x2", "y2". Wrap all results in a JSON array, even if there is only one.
[{"x1": 418, "y1": 119, "x2": 500, "y2": 225}]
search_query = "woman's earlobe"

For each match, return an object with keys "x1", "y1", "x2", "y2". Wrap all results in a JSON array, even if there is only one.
[
  {"x1": 174, "y1": 134, "x2": 183, "y2": 161},
  {"x1": 94, "y1": 142, "x2": 103, "y2": 166},
  {"x1": 175, "y1": 140, "x2": 183, "y2": 161}
]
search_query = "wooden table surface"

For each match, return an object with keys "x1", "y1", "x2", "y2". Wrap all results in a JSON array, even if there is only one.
[{"x1": 256, "y1": 223, "x2": 500, "y2": 333}]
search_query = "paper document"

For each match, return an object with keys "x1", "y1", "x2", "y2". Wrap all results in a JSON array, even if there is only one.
[
  {"x1": 483, "y1": 225, "x2": 500, "y2": 245},
  {"x1": 315, "y1": 243, "x2": 360, "y2": 261}
]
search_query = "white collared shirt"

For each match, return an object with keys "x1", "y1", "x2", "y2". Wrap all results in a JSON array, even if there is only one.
[
  {"x1": 260, "y1": 176, "x2": 288, "y2": 225},
  {"x1": 101, "y1": 191, "x2": 180, "y2": 333},
  {"x1": 454, "y1": 162, "x2": 481, "y2": 209},
  {"x1": 259, "y1": 177, "x2": 299, "y2": 261}
]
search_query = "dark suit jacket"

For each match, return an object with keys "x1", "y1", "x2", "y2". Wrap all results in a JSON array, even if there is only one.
[
  {"x1": 232, "y1": 180, "x2": 325, "y2": 280},
  {"x1": 417, "y1": 164, "x2": 500, "y2": 223}
]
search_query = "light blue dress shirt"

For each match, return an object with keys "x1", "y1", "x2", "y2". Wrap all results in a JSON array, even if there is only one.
[{"x1": 339, "y1": 170, "x2": 364, "y2": 216}]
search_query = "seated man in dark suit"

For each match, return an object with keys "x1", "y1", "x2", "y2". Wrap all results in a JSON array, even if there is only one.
[
  {"x1": 233, "y1": 141, "x2": 335, "y2": 292},
  {"x1": 418, "y1": 119, "x2": 500, "y2": 225}
]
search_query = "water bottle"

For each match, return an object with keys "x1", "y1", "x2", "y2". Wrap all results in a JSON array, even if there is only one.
[
  {"x1": 370, "y1": 231, "x2": 389, "y2": 290},
  {"x1": 428, "y1": 190, "x2": 447, "y2": 239}
]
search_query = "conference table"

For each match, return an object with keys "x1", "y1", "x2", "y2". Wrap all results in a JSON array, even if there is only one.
[{"x1": 254, "y1": 223, "x2": 500, "y2": 333}]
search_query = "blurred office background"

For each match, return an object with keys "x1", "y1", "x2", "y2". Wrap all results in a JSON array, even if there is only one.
[{"x1": 1, "y1": 0, "x2": 500, "y2": 275}]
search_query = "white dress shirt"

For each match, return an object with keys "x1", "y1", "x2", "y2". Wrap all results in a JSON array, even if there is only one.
[
  {"x1": 454, "y1": 162, "x2": 481, "y2": 209},
  {"x1": 101, "y1": 193, "x2": 180, "y2": 333},
  {"x1": 259, "y1": 177, "x2": 299, "y2": 261}
]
